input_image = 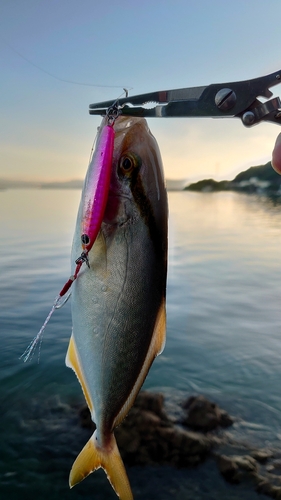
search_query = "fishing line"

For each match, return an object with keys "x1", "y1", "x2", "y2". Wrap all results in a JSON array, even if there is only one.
[
  {"x1": 20, "y1": 297, "x2": 60, "y2": 363},
  {"x1": 35, "y1": 289, "x2": 71, "y2": 362},
  {"x1": 20, "y1": 290, "x2": 70, "y2": 363},
  {"x1": 20, "y1": 258, "x2": 84, "y2": 363},
  {"x1": 1, "y1": 35, "x2": 133, "y2": 89}
]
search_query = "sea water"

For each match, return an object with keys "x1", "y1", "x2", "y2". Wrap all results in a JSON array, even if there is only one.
[{"x1": 0, "y1": 189, "x2": 280, "y2": 499}]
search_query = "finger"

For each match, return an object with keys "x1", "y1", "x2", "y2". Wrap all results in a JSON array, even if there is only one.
[{"x1": 272, "y1": 133, "x2": 281, "y2": 174}]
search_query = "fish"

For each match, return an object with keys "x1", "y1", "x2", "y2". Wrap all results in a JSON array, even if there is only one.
[{"x1": 66, "y1": 115, "x2": 168, "y2": 500}]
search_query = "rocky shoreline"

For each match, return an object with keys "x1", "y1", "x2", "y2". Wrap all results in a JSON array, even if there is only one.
[{"x1": 79, "y1": 391, "x2": 281, "y2": 499}]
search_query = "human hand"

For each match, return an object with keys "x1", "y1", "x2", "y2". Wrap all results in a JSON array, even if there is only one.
[{"x1": 272, "y1": 133, "x2": 281, "y2": 174}]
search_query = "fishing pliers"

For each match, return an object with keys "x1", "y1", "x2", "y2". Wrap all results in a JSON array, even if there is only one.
[{"x1": 89, "y1": 69, "x2": 281, "y2": 127}]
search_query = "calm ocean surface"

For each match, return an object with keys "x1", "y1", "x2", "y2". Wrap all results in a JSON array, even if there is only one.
[{"x1": 1, "y1": 188, "x2": 281, "y2": 500}]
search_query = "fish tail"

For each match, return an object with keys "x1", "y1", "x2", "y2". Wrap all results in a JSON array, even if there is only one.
[{"x1": 69, "y1": 430, "x2": 133, "y2": 500}]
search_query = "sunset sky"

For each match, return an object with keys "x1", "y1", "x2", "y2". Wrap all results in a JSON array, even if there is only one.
[{"x1": 1, "y1": 0, "x2": 281, "y2": 183}]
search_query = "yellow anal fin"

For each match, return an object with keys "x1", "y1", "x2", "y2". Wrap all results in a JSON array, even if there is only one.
[
  {"x1": 113, "y1": 299, "x2": 166, "y2": 429},
  {"x1": 65, "y1": 334, "x2": 94, "y2": 416},
  {"x1": 70, "y1": 431, "x2": 133, "y2": 500},
  {"x1": 153, "y1": 298, "x2": 166, "y2": 356}
]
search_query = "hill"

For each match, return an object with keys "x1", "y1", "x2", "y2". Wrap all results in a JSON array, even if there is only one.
[
  {"x1": 233, "y1": 162, "x2": 280, "y2": 183},
  {"x1": 185, "y1": 161, "x2": 281, "y2": 194}
]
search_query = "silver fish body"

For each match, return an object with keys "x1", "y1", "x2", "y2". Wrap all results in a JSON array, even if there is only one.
[{"x1": 66, "y1": 116, "x2": 168, "y2": 499}]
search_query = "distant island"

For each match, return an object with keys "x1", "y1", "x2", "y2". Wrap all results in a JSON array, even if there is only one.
[
  {"x1": 0, "y1": 179, "x2": 84, "y2": 191},
  {"x1": 185, "y1": 161, "x2": 281, "y2": 195},
  {"x1": 1, "y1": 161, "x2": 281, "y2": 195}
]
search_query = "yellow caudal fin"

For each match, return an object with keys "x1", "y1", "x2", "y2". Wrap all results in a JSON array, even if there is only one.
[{"x1": 69, "y1": 430, "x2": 133, "y2": 500}]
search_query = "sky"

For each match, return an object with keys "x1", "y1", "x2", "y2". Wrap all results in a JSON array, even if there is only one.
[{"x1": 1, "y1": 0, "x2": 281, "y2": 183}]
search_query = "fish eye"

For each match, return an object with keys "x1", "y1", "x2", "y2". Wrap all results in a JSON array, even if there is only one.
[
  {"x1": 122, "y1": 157, "x2": 133, "y2": 171},
  {"x1": 119, "y1": 153, "x2": 142, "y2": 177}
]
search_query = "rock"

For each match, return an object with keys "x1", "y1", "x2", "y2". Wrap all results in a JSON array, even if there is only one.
[
  {"x1": 217, "y1": 455, "x2": 240, "y2": 483},
  {"x1": 134, "y1": 391, "x2": 168, "y2": 420},
  {"x1": 232, "y1": 455, "x2": 257, "y2": 472},
  {"x1": 219, "y1": 410, "x2": 234, "y2": 428},
  {"x1": 78, "y1": 391, "x2": 212, "y2": 468},
  {"x1": 77, "y1": 389, "x2": 281, "y2": 500},
  {"x1": 217, "y1": 454, "x2": 257, "y2": 484},
  {"x1": 251, "y1": 449, "x2": 273, "y2": 464},
  {"x1": 179, "y1": 429, "x2": 211, "y2": 457},
  {"x1": 156, "y1": 426, "x2": 211, "y2": 466},
  {"x1": 266, "y1": 459, "x2": 281, "y2": 476},
  {"x1": 182, "y1": 395, "x2": 233, "y2": 431},
  {"x1": 256, "y1": 479, "x2": 281, "y2": 499},
  {"x1": 117, "y1": 401, "x2": 211, "y2": 467},
  {"x1": 115, "y1": 419, "x2": 141, "y2": 453}
]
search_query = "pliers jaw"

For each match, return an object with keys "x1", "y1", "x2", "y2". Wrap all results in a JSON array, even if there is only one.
[{"x1": 89, "y1": 69, "x2": 281, "y2": 127}]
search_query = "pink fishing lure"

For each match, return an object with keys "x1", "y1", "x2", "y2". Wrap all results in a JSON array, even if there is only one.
[{"x1": 81, "y1": 123, "x2": 114, "y2": 252}]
